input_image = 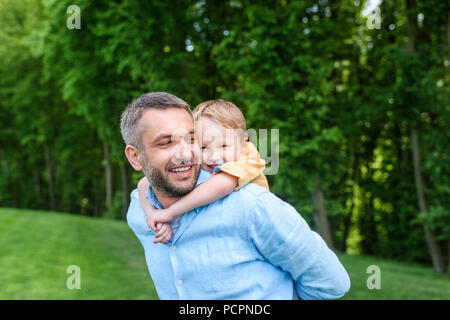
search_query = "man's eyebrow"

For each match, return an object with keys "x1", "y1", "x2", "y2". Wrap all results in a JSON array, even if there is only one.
[
  {"x1": 153, "y1": 133, "x2": 172, "y2": 142},
  {"x1": 153, "y1": 130, "x2": 195, "y2": 142}
]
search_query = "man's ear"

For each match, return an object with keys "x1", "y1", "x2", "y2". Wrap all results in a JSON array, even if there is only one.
[{"x1": 125, "y1": 145, "x2": 144, "y2": 171}]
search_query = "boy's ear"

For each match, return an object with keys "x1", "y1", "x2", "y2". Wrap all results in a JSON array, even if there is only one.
[{"x1": 125, "y1": 145, "x2": 144, "y2": 171}]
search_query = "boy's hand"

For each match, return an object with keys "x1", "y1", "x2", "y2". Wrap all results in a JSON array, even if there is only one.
[
  {"x1": 153, "y1": 222, "x2": 172, "y2": 244},
  {"x1": 146, "y1": 208, "x2": 175, "y2": 231}
]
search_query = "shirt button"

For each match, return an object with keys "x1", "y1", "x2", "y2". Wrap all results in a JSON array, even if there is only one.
[
  {"x1": 177, "y1": 280, "x2": 183, "y2": 286},
  {"x1": 171, "y1": 245, "x2": 176, "y2": 250}
]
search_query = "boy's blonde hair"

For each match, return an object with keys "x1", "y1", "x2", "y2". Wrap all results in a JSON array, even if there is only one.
[{"x1": 193, "y1": 99, "x2": 247, "y2": 140}]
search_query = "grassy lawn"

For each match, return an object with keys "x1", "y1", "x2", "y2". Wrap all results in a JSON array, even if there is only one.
[
  {"x1": 0, "y1": 208, "x2": 448, "y2": 300},
  {"x1": 0, "y1": 207, "x2": 157, "y2": 299},
  {"x1": 339, "y1": 253, "x2": 449, "y2": 299}
]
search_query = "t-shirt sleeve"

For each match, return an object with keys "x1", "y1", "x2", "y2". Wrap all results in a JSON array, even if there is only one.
[{"x1": 214, "y1": 141, "x2": 266, "y2": 190}]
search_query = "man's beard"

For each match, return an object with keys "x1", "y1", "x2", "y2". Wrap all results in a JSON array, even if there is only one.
[{"x1": 141, "y1": 153, "x2": 199, "y2": 197}]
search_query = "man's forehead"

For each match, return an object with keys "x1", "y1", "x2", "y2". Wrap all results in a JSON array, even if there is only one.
[{"x1": 141, "y1": 108, "x2": 194, "y2": 140}]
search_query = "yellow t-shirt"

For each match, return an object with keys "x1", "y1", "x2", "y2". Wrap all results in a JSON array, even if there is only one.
[{"x1": 212, "y1": 141, "x2": 269, "y2": 191}]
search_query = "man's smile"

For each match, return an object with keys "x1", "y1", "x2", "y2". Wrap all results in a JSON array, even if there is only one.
[{"x1": 168, "y1": 164, "x2": 194, "y2": 177}]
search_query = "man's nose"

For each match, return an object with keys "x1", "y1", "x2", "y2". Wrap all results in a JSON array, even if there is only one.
[{"x1": 173, "y1": 140, "x2": 193, "y2": 164}]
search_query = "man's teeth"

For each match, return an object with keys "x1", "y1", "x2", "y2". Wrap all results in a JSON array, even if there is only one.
[{"x1": 169, "y1": 166, "x2": 191, "y2": 172}]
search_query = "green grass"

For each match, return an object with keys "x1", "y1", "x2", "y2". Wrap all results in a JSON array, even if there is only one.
[
  {"x1": 0, "y1": 208, "x2": 449, "y2": 299},
  {"x1": 0, "y1": 207, "x2": 158, "y2": 299},
  {"x1": 339, "y1": 253, "x2": 450, "y2": 299}
]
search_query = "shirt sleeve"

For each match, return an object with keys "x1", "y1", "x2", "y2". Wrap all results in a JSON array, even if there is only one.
[
  {"x1": 248, "y1": 191, "x2": 351, "y2": 300},
  {"x1": 215, "y1": 141, "x2": 266, "y2": 190},
  {"x1": 126, "y1": 189, "x2": 156, "y2": 237}
]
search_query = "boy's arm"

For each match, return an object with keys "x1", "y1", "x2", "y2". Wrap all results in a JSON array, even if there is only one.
[
  {"x1": 151, "y1": 172, "x2": 238, "y2": 226},
  {"x1": 137, "y1": 176, "x2": 157, "y2": 217},
  {"x1": 137, "y1": 177, "x2": 172, "y2": 244}
]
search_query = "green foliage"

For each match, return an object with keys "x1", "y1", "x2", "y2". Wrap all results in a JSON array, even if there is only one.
[
  {"x1": 0, "y1": 0, "x2": 448, "y2": 269},
  {"x1": 416, "y1": 206, "x2": 450, "y2": 242}
]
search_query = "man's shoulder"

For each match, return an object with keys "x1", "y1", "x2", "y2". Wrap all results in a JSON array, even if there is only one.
[
  {"x1": 240, "y1": 182, "x2": 270, "y2": 197},
  {"x1": 127, "y1": 188, "x2": 144, "y2": 223},
  {"x1": 226, "y1": 182, "x2": 273, "y2": 205},
  {"x1": 130, "y1": 188, "x2": 139, "y2": 202},
  {"x1": 226, "y1": 183, "x2": 297, "y2": 217}
]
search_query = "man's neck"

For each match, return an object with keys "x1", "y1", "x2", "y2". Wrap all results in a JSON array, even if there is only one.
[{"x1": 152, "y1": 188, "x2": 181, "y2": 209}]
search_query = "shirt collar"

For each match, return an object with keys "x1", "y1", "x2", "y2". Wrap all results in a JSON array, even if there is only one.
[{"x1": 146, "y1": 169, "x2": 212, "y2": 209}]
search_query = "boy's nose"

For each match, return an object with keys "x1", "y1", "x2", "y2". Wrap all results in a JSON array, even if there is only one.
[{"x1": 208, "y1": 150, "x2": 223, "y2": 164}]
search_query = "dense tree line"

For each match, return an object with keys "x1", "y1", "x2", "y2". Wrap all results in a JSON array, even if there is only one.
[{"x1": 0, "y1": 0, "x2": 448, "y2": 272}]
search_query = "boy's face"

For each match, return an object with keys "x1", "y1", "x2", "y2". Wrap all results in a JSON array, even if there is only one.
[{"x1": 195, "y1": 117, "x2": 246, "y2": 173}]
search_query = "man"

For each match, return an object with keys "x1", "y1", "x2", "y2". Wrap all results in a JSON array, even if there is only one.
[{"x1": 121, "y1": 91, "x2": 350, "y2": 299}]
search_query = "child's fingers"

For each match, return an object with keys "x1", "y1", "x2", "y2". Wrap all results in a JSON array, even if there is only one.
[
  {"x1": 163, "y1": 228, "x2": 173, "y2": 244},
  {"x1": 153, "y1": 227, "x2": 169, "y2": 244},
  {"x1": 155, "y1": 228, "x2": 166, "y2": 239},
  {"x1": 151, "y1": 218, "x2": 160, "y2": 231},
  {"x1": 147, "y1": 217, "x2": 157, "y2": 232},
  {"x1": 153, "y1": 233, "x2": 163, "y2": 244},
  {"x1": 162, "y1": 234, "x2": 170, "y2": 244},
  {"x1": 153, "y1": 232, "x2": 168, "y2": 244},
  {"x1": 162, "y1": 231, "x2": 171, "y2": 244}
]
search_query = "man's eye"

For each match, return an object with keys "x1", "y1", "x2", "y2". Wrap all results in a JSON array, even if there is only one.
[
  {"x1": 159, "y1": 141, "x2": 171, "y2": 146},
  {"x1": 201, "y1": 146, "x2": 207, "y2": 150},
  {"x1": 221, "y1": 145, "x2": 229, "y2": 148}
]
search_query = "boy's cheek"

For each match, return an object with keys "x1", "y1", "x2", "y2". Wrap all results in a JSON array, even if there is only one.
[
  {"x1": 224, "y1": 149, "x2": 238, "y2": 162},
  {"x1": 200, "y1": 155, "x2": 210, "y2": 172}
]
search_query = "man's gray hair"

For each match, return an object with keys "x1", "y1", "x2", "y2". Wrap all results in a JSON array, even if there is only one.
[{"x1": 120, "y1": 92, "x2": 192, "y2": 150}]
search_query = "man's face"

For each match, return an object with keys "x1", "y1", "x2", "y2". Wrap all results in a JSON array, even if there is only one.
[{"x1": 139, "y1": 108, "x2": 201, "y2": 197}]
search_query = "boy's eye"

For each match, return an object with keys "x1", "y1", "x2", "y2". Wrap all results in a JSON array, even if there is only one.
[
  {"x1": 221, "y1": 145, "x2": 228, "y2": 148},
  {"x1": 201, "y1": 146, "x2": 207, "y2": 150}
]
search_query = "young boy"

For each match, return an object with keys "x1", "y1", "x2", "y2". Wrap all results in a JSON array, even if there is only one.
[{"x1": 137, "y1": 99, "x2": 269, "y2": 244}]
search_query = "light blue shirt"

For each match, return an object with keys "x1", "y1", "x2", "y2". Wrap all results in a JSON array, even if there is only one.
[{"x1": 126, "y1": 169, "x2": 350, "y2": 300}]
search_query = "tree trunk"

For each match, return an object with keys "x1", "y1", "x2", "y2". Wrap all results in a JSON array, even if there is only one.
[
  {"x1": 341, "y1": 199, "x2": 353, "y2": 253},
  {"x1": 405, "y1": 0, "x2": 445, "y2": 273},
  {"x1": 33, "y1": 169, "x2": 40, "y2": 196},
  {"x1": 447, "y1": 240, "x2": 450, "y2": 272},
  {"x1": 405, "y1": 0, "x2": 416, "y2": 53},
  {"x1": 311, "y1": 175, "x2": 336, "y2": 251},
  {"x1": 121, "y1": 162, "x2": 130, "y2": 221},
  {"x1": 0, "y1": 148, "x2": 15, "y2": 207},
  {"x1": 0, "y1": 148, "x2": 9, "y2": 177},
  {"x1": 447, "y1": 9, "x2": 450, "y2": 272},
  {"x1": 447, "y1": 9, "x2": 450, "y2": 67},
  {"x1": 410, "y1": 127, "x2": 445, "y2": 272},
  {"x1": 103, "y1": 142, "x2": 113, "y2": 208},
  {"x1": 44, "y1": 143, "x2": 57, "y2": 211},
  {"x1": 33, "y1": 168, "x2": 41, "y2": 209},
  {"x1": 341, "y1": 153, "x2": 359, "y2": 252}
]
